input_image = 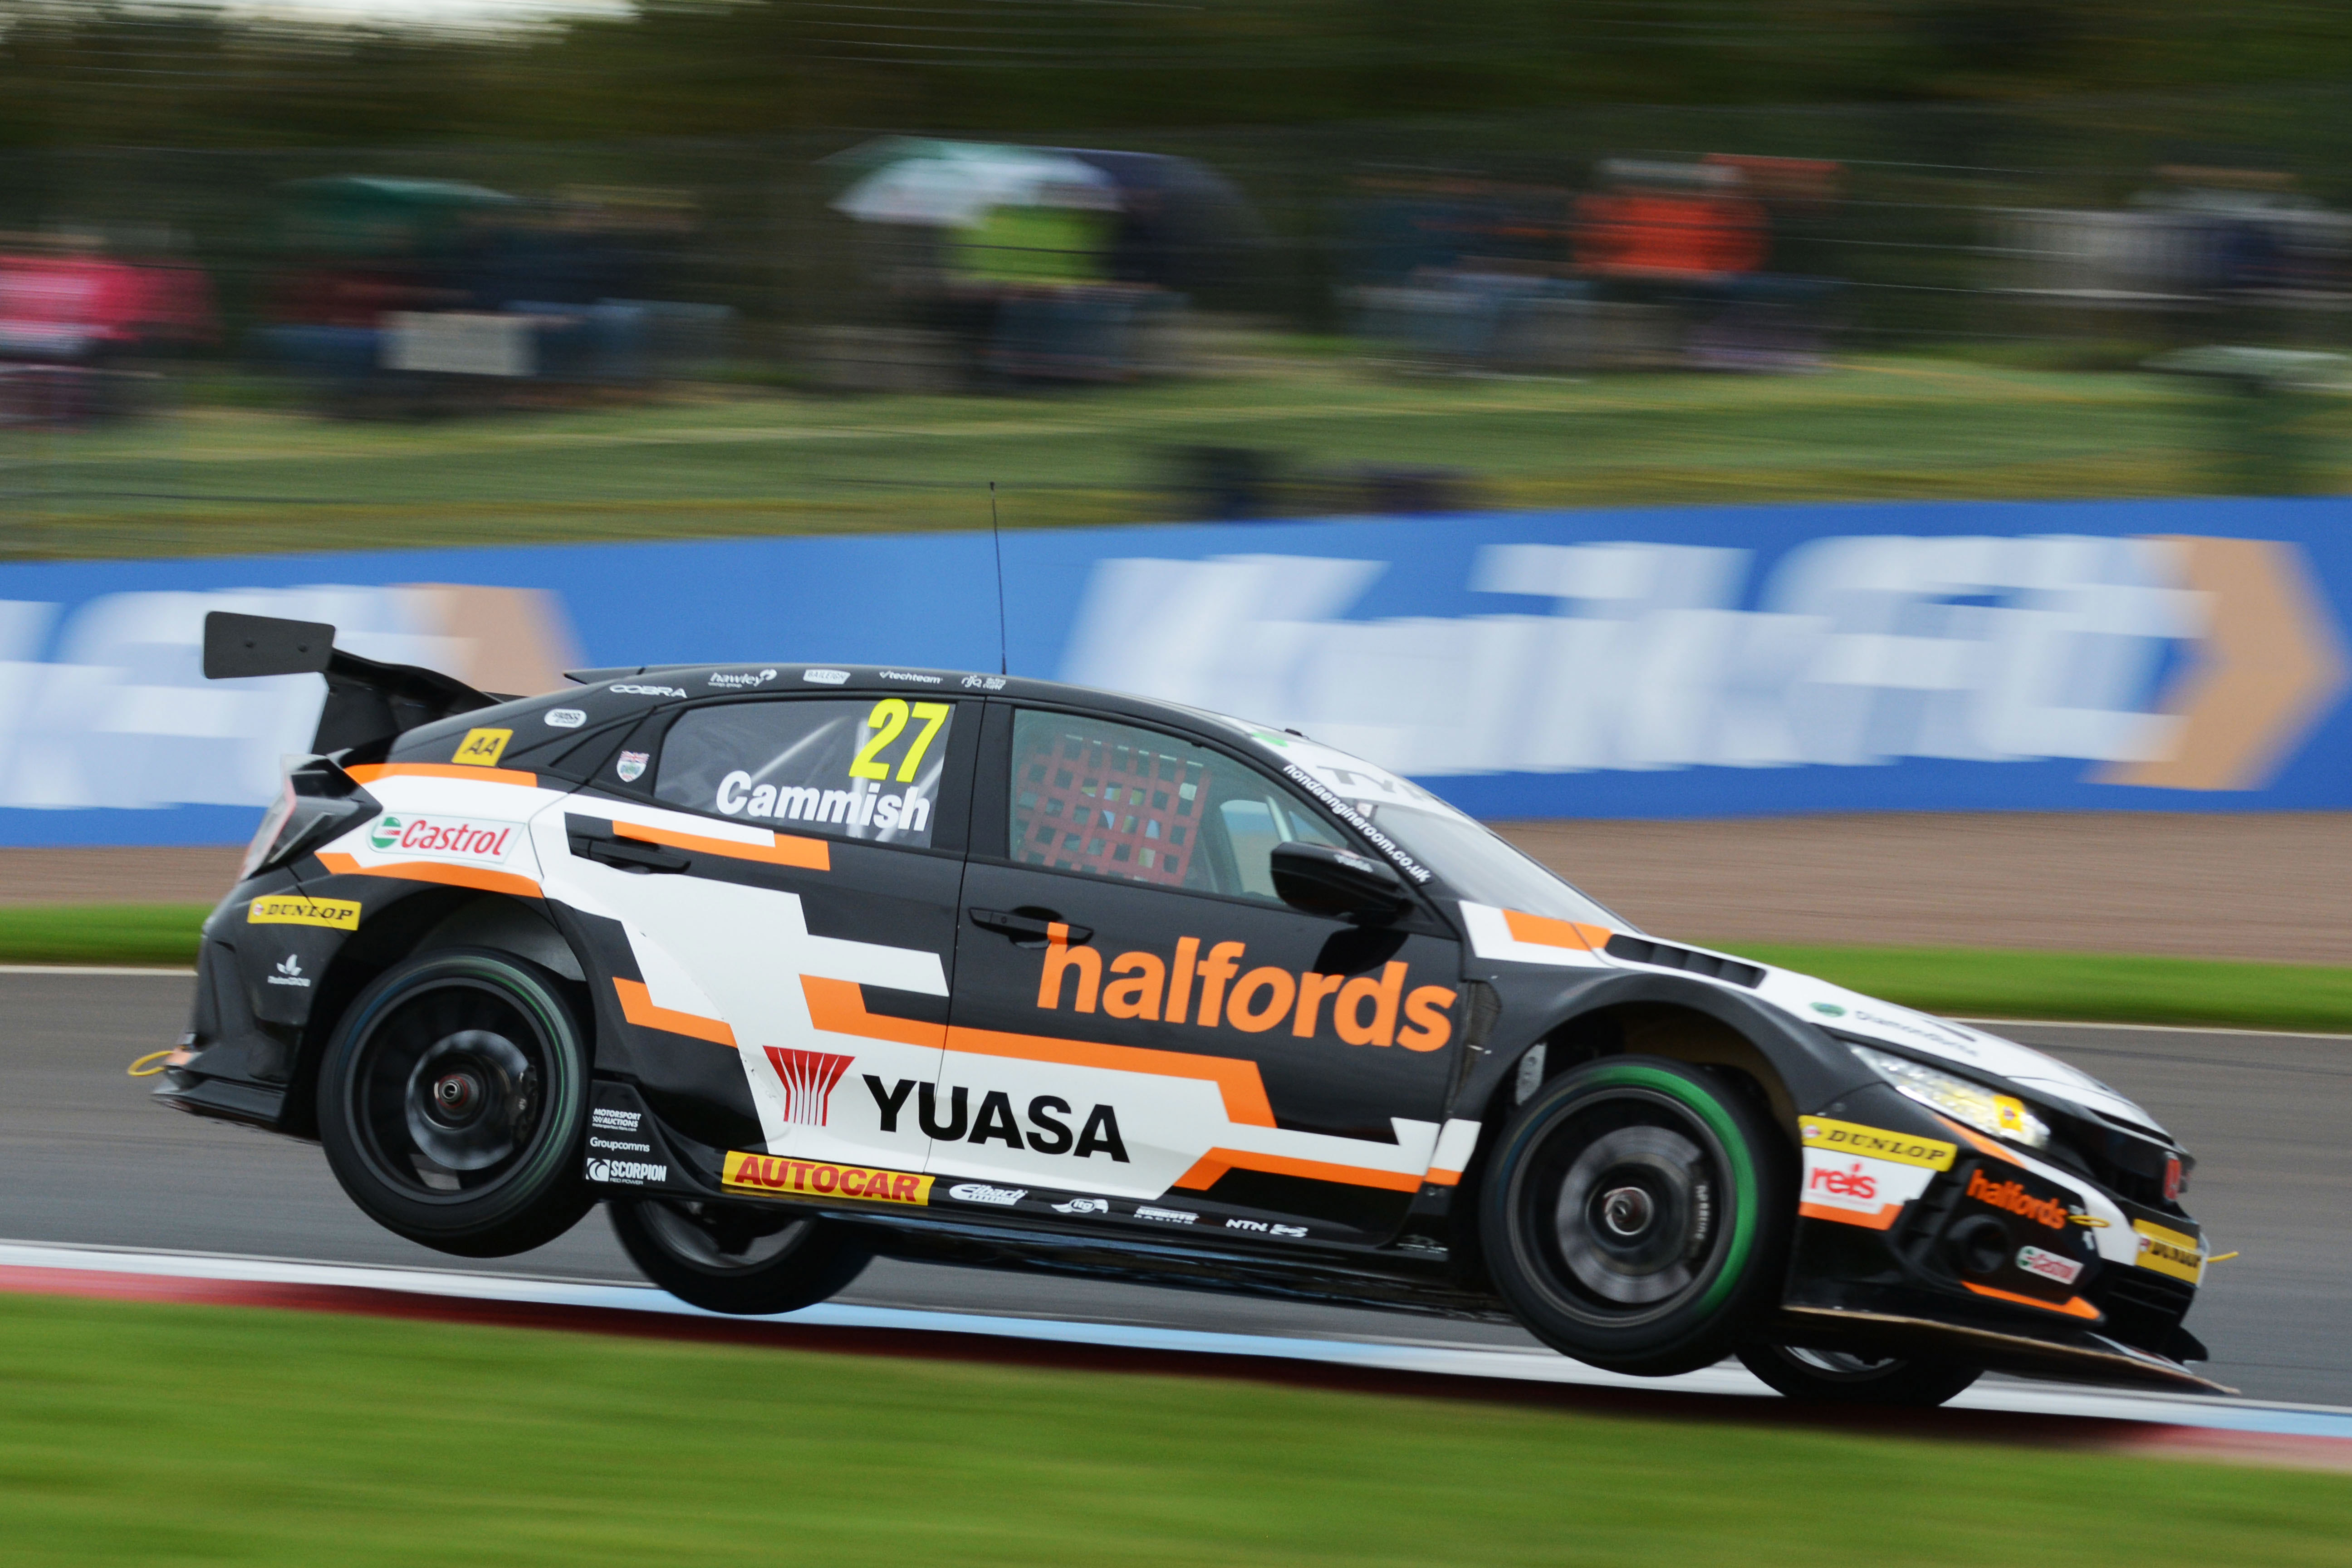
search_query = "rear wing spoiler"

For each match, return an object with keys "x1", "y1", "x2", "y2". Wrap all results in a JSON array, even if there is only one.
[{"x1": 202, "y1": 611, "x2": 501, "y2": 755}]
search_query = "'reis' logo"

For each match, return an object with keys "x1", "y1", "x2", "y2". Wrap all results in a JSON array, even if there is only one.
[
  {"x1": 764, "y1": 1047, "x2": 854, "y2": 1127},
  {"x1": 1806, "y1": 1160, "x2": 1877, "y2": 1202},
  {"x1": 1034, "y1": 925, "x2": 1456, "y2": 1050}
]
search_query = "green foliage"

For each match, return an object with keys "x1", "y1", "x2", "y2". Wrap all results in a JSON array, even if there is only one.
[
  {"x1": 12, "y1": 1, "x2": 2352, "y2": 149},
  {"x1": 1, "y1": 1293, "x2": 2347, "y2": 1566}
]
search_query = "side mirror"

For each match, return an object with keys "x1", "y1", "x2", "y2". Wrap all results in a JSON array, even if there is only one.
[
  {"x1": 203, "y1": 612, "x2": 336, "y2": 680},
  {"x1": 1271, "y1": 840, "x2": 1412, "y2": 923}
]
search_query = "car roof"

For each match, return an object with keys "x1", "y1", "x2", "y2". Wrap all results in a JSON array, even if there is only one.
[{"x1": 563, "y1": 662, "x2": 1269, "y2": 750}]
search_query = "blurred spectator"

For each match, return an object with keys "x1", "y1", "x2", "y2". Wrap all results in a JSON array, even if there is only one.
[
  {"x1": 828, "y1": 138, "x2": 1254, "y2": 388},
  {"x1": 1341, "y1": 174, "x2": 1589, "y2": 374},
  {"x1": 259, "y1": 176, "x2": 719, "y2": 416},
  {"x1": 0, "y1": 232, "x2": 216, "y2": 424},
  {"x1": 1574, "y1": 160, "x2": 1768, "y2": 282}
]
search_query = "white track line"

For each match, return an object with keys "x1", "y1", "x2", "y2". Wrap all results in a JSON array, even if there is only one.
[
  {"x1": 0, "y1": 965, "x2": 195, "y2": 976},
  {"x1": 4, "y1": 1240, "x2": 2347, "y2": 1441}
]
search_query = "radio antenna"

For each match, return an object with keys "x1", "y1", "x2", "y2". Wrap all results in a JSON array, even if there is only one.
[{"x1": 989, "y1": 480, "x2": 1009, "y2": 676}]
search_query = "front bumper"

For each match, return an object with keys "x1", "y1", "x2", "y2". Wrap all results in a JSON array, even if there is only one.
[{"x1": 1786, "y1": 1083, "x2": 2221, "y2": 1393}]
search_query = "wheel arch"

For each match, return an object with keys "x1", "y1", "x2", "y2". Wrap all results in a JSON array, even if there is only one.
[
  {"x1": 285, "y1": 886, "x2": 590, "y2": 1137},
  {"x1": 1450, "y1": 971, "x2": 1872, "y2": 1221}
]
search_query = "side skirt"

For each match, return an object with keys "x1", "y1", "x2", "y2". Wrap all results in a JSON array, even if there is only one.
[{"x1": 1774, "y1": 1304, "x2": 2235, "y2": 1395}]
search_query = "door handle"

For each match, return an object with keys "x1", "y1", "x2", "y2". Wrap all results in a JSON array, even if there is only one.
[
  {"x1": 571, "y1": 833, "x2": 690, "y2": 874},
  {"x1": 970, "y1": 908, "x2": 1091, "y2": 946}
]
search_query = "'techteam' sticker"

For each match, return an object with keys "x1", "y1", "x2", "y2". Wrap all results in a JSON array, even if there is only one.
[
  {"x1": 721, "y1": 1151, "x2": 931, "y2": 1206},
  {"x1": 246, "y1": 895, "x2": 361, "y2": 931}
]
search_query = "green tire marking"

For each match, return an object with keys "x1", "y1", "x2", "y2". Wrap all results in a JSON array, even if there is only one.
[{"x1": 1568, "y1": 1062, "x2": 1759, "y2": 1317}]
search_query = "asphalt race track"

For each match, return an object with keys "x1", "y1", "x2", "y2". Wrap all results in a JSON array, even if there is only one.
[{"x1": 5, "y1": 971, "x2": 2346, "y2": 1404}]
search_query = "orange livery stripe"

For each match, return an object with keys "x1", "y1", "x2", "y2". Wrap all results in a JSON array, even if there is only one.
[
  {"x1": 314, "y1": 851, "x2": 541, "y2": 898},
  {"x1": 1173, "y1": 1147, "x2": 1425, "y2": 1193},
  {"x1": 613, "y1": 978, "x2": 737, "y2": 1046},
  {"x1": 614, "y1": 819, "x2": 831, "y2": 872},
  {"x1": 346, "y1": 763, "x2": 542, "y2": 788}
]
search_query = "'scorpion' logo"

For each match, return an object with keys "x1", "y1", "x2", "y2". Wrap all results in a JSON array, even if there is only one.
[{"x1": 764, "y1": 1047, "x2": 854, "y2": 1127}]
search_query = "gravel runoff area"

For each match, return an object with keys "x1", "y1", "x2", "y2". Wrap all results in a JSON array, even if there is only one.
[{"x1": 7, "y1": 813, "x2": 2347, "y2": 964}]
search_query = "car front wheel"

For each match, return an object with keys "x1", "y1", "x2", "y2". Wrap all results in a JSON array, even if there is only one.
[
  {"x1": 1480, "y1": 1055, "x2": 1792, "y2": 1377},
  {"x1": 610, "y1": 1198, "x2": 872, "y2": 1315},
  {"x1": 317, "y1": 948, "x2": 594, "y2": 1258}
]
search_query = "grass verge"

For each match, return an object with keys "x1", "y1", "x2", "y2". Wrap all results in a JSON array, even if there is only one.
[
  {"x1": 3, "y1": 906, "x2": 2349, "y2": 1032},
  {"x1": 0, "y1": 903, "x2": 208, "y2": 967},
  {"x1": 1722, "y1": 942, "x2": 2352, "y2": 1034},
  {"x1": 0, "y1": 354, "x2": 2328, "y2": 559},
  {"x1": 0, "y1": 1293, "x2": 2345, "y2": 1567}
]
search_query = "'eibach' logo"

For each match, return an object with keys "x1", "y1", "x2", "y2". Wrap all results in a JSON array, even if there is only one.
[{"x1": 367, "y1": 814, "x2": 520, "y2": 864}]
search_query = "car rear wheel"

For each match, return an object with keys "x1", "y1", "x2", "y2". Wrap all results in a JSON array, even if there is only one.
[
  {"x1": 317, "y1": 948, "x2": 593, "y2": 1258},
  {"x1": 1480, "y1": 1056, "x2": 1792, "y2": 1377},
  {"x1": 1737, "y1": 1343, "x2": 1984, "y2": 1408},
  {"x1": 610, "y1": 1198, "x2": 872, "y2": 1315}
]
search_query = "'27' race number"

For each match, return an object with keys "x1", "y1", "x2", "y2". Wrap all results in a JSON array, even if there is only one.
[{"x1": 850, "y1": 700, "x2": 951, "y2": 784}]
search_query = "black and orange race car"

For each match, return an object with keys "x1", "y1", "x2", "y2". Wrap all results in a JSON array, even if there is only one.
[{"x1": 158, "y1": 612, "x2": 2216, "y2": 1407}]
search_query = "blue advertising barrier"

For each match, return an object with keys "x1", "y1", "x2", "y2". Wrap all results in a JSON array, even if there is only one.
[{"x1": 4, "y1": 494, "x2": 2349, "y2": 845}]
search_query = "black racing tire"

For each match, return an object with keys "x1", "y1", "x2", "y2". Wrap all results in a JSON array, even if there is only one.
[
  {"x1": 1480, "y1": 1055, "x2": 1793, "y2": 1377},
  {"x1": 1737, "y1": 1343, "x2": 1985, "y2": 1408},
  {"x1": 610, "y1": 1198, "x2": 873, "y2": 1315},
  {"x1": 316, "y1": 947, "x2": 594, "y2": 1259}
]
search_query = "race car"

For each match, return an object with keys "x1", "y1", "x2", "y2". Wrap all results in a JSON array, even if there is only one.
[{"x1": 157, "y1": 611, "x2": 2218, "y2": 1407}]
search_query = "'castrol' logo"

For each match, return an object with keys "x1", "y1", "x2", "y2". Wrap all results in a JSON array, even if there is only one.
[{"x1": 367, "y1": 814, "x2": 521, "y2": 864}]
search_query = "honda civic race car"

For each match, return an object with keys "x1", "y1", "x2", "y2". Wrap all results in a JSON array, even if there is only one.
[{"x1": 157, "y1": 612, "x2": 2218, "y2": 1407}]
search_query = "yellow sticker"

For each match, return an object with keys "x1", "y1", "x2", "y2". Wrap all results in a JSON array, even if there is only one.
[
  {"x1": 1799, "y1": 1116, "x2": 1957, "y2": 1171},
  {"x1": 2133, "y1": 1218, "x2": 2204, "y2": 1284},
  {"x1": 246, "y1": 895, "x2": 362, "y2": 931},
  {"x1": 452, "y1": 727, "x2": 513, "y2": 767},
  {"x1": 721, "y1": 1151, "x2": 932, "y2": 1207}
]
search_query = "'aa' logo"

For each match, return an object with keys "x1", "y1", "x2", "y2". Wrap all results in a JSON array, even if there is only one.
[{"x1": 765, "y1": 1047, "x2": 853, "y2": 1127}]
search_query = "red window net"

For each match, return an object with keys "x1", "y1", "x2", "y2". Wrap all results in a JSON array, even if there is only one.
[{"x1": 1012, "y1": 725, "x2": 1208, "y2": 888}]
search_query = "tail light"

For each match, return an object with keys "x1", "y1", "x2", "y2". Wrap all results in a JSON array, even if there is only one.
[
  {"x1": 240, "y1": 755, "x2": 378, "y2": 881},
  {"x1": 2164, "y1": 1156, "x2": 2189, "y2": 1203}
]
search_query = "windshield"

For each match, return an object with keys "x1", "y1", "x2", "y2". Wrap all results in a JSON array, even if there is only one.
[{"x1": 1233, "y1": 725, "x2": 1633, "y2": 932}]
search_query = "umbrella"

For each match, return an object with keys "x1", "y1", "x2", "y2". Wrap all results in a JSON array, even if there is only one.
[
  {"x1": 832, "y1": 141, "x2": 1118, "y2": 230},
  {"x1": 1061, "y1": 149, "x2": 1269, "y2": 292}
]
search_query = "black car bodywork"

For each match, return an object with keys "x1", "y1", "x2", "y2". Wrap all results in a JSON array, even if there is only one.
[{"x1": 159, "y1": 624, "x2": 2218, "y2": 1395}]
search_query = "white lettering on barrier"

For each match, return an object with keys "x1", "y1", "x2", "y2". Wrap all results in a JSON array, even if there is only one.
[{"x1": 1059, "y1": 537, "x2": 2208, "y2": 779}]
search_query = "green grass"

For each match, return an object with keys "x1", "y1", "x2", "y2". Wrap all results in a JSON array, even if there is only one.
[
  {"x1": 0, "y1": 353, "x2": 2338, "y2": 559},
  {"x1": 0, "y1": 903, "x2": 209, "y2": 967},
  {"x1": 7, "y1": 905, "x2": 2352, "y2": 1032},
  {"x1": 1724, "y1": 942, "x2": 2352, "y2": 1034},
  {"x1": 0, "y1": 1293, "x2": 2345, "y2": 1567}
]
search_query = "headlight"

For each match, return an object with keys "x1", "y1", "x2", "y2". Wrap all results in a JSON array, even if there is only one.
[{"x1": 1848, "y1": 1042, "x2": 2049, "y2": 1149}]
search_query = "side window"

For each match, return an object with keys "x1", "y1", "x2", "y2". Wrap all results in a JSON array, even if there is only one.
[
  {"x1": 656, "y1": 697, "x2": 956, "y2": 848},
  {"x1": 1009, "y1": 710, "x2": 1342, "y2": 902}
]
